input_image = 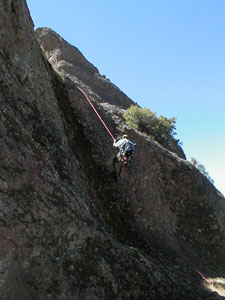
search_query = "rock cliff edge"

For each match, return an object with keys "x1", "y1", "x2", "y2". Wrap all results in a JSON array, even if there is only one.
[{"x1": 0, "y1": 1, "x2": 224, "y2": 299}]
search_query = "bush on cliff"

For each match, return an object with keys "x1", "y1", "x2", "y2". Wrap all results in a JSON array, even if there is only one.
[
  {"x1": 123, "y1": 105, "x2": 180, "y2": 146},
  {"x1": 191, "y1": 157, "x2": 214, "y2": 184}
]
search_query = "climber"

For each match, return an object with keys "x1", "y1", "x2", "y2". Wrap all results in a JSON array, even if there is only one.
[{"x1": 113, "y1": 134, "x2": 135, "y2": 166}]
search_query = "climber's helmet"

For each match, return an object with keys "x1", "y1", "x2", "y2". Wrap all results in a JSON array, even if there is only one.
[{"x1": 122, "y1": 134, "x2": 128, "y2": 139}]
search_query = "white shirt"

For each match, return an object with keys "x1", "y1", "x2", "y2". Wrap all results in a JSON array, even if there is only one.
[{"x1": 113, "y1": 138, "x2": 128, "y2": 148}]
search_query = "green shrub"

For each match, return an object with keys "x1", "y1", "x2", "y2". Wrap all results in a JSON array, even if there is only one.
[
  {"x1": 191, "y1": 157, "x2": 214, "y2": 184},
  {"x1": 123, "y1": 105, "x2": 179, "y2": 146}
]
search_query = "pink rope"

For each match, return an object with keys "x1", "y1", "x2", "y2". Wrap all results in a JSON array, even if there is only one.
[
  {"x1": 78, "y1": 85, "x2": 212, "y2": 287},
  {"x1": 182, "y1": 253, "x2": 211, "y2": 284},
  {"x1": 77, "y1": 86, "x2": 115, "y2": 140}
]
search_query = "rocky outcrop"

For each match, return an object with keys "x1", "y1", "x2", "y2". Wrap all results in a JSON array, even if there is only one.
[
  {"x1": 36, "y1": 27, "x2": 186, "y2": 160},
  {"x1": 35, "y1": 27, "x2": 133, "y2": 110},
  {"x1": 0, "y1": 1, "x2": 224, "y2": 299}
]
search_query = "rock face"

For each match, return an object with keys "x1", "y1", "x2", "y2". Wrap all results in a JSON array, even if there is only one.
[{"x1": 0, "y1": 1, "x2": 224, "y2": 299}]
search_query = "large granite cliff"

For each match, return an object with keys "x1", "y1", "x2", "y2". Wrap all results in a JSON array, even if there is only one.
[{"x1": 0, "y1": 1, "x2": 224, "y2": 299}]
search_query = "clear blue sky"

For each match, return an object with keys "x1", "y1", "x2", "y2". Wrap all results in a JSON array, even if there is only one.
[{"x1": 27, "y1": 0, "x2": 225, "y2": 196}]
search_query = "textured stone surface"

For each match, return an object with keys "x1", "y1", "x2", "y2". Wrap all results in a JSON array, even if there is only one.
[
  {"x1": 0, "y1": 1, "x2": 224, "y2": 299},
  {"x1": 36, "y1": 26, "x2": 186, "y2": 159}
]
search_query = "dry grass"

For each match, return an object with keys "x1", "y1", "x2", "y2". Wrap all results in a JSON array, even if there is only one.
[{"x1": 206, "y1": 277, "x2": 225, "y2": 297}]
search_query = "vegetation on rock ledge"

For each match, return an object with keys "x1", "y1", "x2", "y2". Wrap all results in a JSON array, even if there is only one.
[{"x1": 123, "y1": 105, "x2": 181, "y2": 147}]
